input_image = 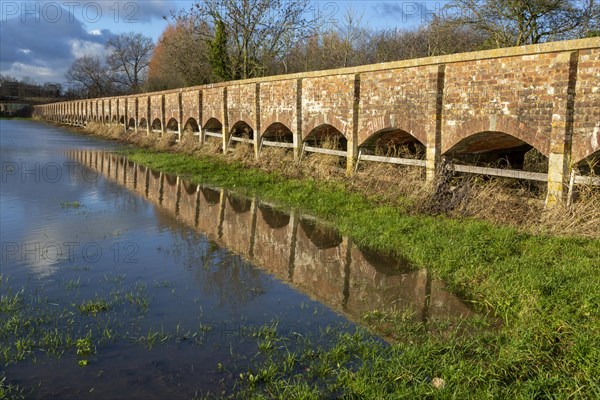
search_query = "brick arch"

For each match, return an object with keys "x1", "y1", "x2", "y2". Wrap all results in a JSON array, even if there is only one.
[
  {"x1": 201, "y1": 114, "x2": 223, "y2": 128},
  {"x1": 139, "y1": 118, "x2": 148, "y2": 129},
  {"x1": 261, "y1": 115, "x2": 296, "y2": 136},
  {"x1": 203, "y1": 117, "x2": 223, "y2": 131},
  {"x1": 304, "y1": 123, "x2": 347, "y2": 150},
  {"x1": 359, "y1": 115, "x2": 427, "y2": 148},
  {"x1": 359, "y1": 127, "x2": 426, "y2": 150},
  {"x1": 230, "y1": 120, "x2": 254, "y2": 138},
  {"x1": 166, "y1": 118, "x2": 179, "y2": 132},
  {"x1": 574, "y1": 149, "x2": 600, "y2": 168},
  {"x1": 262, "y1": 122, "x2": 294, "y2": 141},
  {"x1": 151, "y1": 118, "x2": 162, "y2": 131},
  {"x1": 442, "y1": 115, "x2": 549, "y2": 157},
  {"x1": 128, "y1": 118, "x2": 136, "y2": 129},
  {"x1": 303, "y1": 116, "x2": 347, "y2": 140},
  {"x1": 183, "y1": 117, "x2": 200, "y2": 133}
]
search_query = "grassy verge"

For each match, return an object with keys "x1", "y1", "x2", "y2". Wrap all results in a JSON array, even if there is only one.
[{"x1": 119, "y1": 146, "x2": 600, "y2": 398}]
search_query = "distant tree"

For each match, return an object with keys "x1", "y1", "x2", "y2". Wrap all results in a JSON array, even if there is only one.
[
  {"x1": 106, "y1": 32, "x2": 154, "y2": 93},
  {"x1": 443, "y1": 0, "x2": 597, "y2": 47},
  {"x1": 146, "y1": 21, "x2": 214, "y2": 91},
  {"x1": 65, "y1": 55, "x2": 113, "y2": 97},
  {"x1": 209, "y1": 19, "x2": 232, "y2": 80}
]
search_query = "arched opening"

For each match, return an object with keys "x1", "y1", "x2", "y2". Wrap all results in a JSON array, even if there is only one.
[
  {"x1": 139, "y1": 118, "x2": 148, "y2": 129},
  {"x1": 261, "y1": 122, "x2": 295, "y2": 151},
  {"x1": 445, "y1": 131, "x2": 545, "y2": 171},
  {"x1": 575, "y1": 150, "x2": 600, "y2": 176},
  {"x1": 304, "y1": 124, "x2": 347, "y2": 151},
  {"x1": 105, "y1": 116, "x2": 110, "y2": 124},
  {"x1": 259, "y1": 204, "x2": 290, "y2": 229},
  {"x1": 230, "y1": 120, "x2": 254, "y2": 140},
  {"x1": 360, "y1": 128, "x2": 426, "y2": 160},
  {"x1": 227, "y1": 193, "x2": 252, "y2": 213},
  {"x1": 299, "y1": 218, "x2": 342, "y2": 249},
  {"x1": 112, "y1": 115, "x2": 117, "y2": 124},
  {"x1": 183, "y1": 118, "x2": 200, "y2": 134},
  {"x1": 151, "y1": 118, "x2": 162, "y2": 133},
  {"x1": 166, "y1": 118, "x2": 179, "y2": 133},
  {"x1": 128, "y1": 118, "x2": 136, "y2": 130},
  {"x1": 119, "y1": 116, "x2": 125, "y2": 125},
  {"x1": 202, "y1": 118, "x2": 223, "y2": 144}
]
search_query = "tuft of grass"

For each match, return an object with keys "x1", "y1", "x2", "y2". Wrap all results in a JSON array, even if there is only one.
[{"x1": 77, "y1": 299, "x2": 111, "y2": 316}]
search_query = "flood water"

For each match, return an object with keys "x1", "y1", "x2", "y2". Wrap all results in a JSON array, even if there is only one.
[{"x1": 1, "y1": 120, "x2": 472, "y2": 398}]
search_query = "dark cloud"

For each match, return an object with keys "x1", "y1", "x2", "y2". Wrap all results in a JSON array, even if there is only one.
[{"x1": 0, "y1": 5, "x2": 113, "y2": 83}]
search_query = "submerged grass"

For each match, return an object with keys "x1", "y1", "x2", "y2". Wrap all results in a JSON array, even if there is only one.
[{"x1": 117, "y1": 146, "x2": 600, "y2": 398}]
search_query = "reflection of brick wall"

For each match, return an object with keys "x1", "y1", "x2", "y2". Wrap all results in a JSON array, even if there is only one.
[
  {"x1": 178, "y1": 181, "x2": 198, "y2": 226},
  {"x1": 197, "y1": 188, "x2": 223, "y2": 242},
  {"x1": 292, "y1": 222, "x2": 346, "y2": 307},
  {"x1": 220, "y1": 194, "x2": 255, "y2": 255},
  {"x1": 253, "y1": 207, "x2": 294, "y2": 281}
]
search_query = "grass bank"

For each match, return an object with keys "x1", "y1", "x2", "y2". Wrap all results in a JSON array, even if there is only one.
[{"x1": 117, "y1": 145, "x2": 600, "y2": 398}]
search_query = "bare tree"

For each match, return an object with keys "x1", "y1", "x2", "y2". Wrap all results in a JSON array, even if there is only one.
[
  {"x1": 106, "y1": 32, "x2": 154, "y2": 93},
  {"x1": 65, "y1": 55, "x2": 113, "y2": 98},
  {"x1": 443, "y1": 0, "x2": 597, "y2": 47},
  {"x1": 176, "y1": 0, "x2": 318, "y2": 79}
]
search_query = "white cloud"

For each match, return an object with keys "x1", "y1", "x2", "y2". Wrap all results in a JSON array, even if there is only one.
[
  {"x1": 88, "y1": 29, "x2": 102, "y2": 36},
  {"x1": 2, "y1": 62, "x2": 56, "y2": 80},
  {"x1": 69, "y1": 39, "x2": 106, "y2": 59},
  {"x1": 18, "y1": 49, "x2": 32, "y2": 54}
]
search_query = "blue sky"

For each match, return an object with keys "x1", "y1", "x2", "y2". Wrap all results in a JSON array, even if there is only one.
[{"x1": 0, "y1": 1, "x2": 442, "y2": 84}]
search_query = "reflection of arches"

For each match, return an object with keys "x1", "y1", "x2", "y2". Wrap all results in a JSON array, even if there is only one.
[
  {"x1": 151, "y1": 118, "x2": 162, "y2": 131},
  {"x1": 230, "y1": 120, "x2": 254, "y2": 139},
  {"x1": 128, "y1": 118, "x2": 136, "y2": 129},
  {"x1": 259, "y1": 204, "x2": 290, "y2": 229},
  {"x1": 183, "y1": 181, "x2": 198, "y2": 195},
  {"x1": 227, "y1": 194, "x2": 252, "y2": 213},
  {"x1": 139, "y1": 118, "x2": 148, "y2": 129},
  {"x1": 360, "y1": 128, "x2": 425, "y2": 159},
  {"x1": 357, "y1": 246, "x2": 410, "y2": 275},
  {"x1": 119, "y1": 116, "x2": 125, "y2": 125},
  {"x1": 262, "y1": 122, "x2": 294, "y2": 143},
  {"x1": 165, "y1": 173, "x2": 177, "y2": 186},
  {"x1": 299, "y1": 219, "x2": 342, "y2": 249},
  {"x1": 166, "y1": 118, "x2": 179, "y2": 132},
  {"x1": 201, "y1": 187, "x2": 221, "y2": 205},
  {"x1": 105, "y1": 116, "x2": 110, "y2": 123},
  {"x1": 304, "y1": 124, "x2": 347, "y2": 151},
  {"x1": 151, "y1": 169, "x2": 161, "y2": 179},
  {"x1": 112, "y1": 115, "x2": 117, "y2": 123},
  {"x1": 444, "y1": 131, "x2": 541, "y2": 169},
  {"x1": 183, "y1": 118, "x2": 200, "y2": 133}
]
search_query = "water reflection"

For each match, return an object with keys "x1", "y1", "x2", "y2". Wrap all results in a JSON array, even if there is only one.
[{"x1": 68, "y1": 150, "x2": 472, "y2": 325}]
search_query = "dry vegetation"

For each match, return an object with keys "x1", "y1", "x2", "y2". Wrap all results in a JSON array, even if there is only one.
[{"x1": 82, "y1": 123, "x2": 600, "y2": 238}]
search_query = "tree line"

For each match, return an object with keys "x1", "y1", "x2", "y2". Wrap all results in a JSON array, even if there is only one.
[{"x1": 66, "y1": 0, "x2": 599, "y2": 97}]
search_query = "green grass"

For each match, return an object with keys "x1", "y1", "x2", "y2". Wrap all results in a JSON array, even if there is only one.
[{"x1": 121, "y1": 148, "x2": 600, "y2": 398}]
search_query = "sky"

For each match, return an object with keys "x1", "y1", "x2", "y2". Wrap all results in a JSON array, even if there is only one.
[{"x1": 0, "y1": 0, "x2": 442, "y2": 85}]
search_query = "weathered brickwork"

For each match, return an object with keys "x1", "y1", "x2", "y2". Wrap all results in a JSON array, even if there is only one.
[
  {"x1": 202, "y1": 87, "x2": 224, "y2": 127},
  {"x1": 302, "y1": 74, "x2": 354, "y2": 139},
  {"x1": 127, "y1": 97, "x2": 136, "y2": 125},
  {"x1": 573, "y1": 48, "x2": 600, "y2": 163},
  {"x1": 227, "y1": 83, "x2": 257, "y2": 133},
  {"x1": 259, "y1": 79, "x2": 297, "y2": 135},
  {"x1": 137, "y1": 96, "x2": 149, "y2": 125},
  {"x1": 36, "y1": 38, "x2": 600, "y2": 205},
  {"x1": 359, "y1": 66, "x2": 437, "y2": 146},
  {"x1": 181, "y1": 90, "x2": 200, "y2": 130},
  {"x1": 164, "y1": 92, "x2": 180, "y2": 125}
]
